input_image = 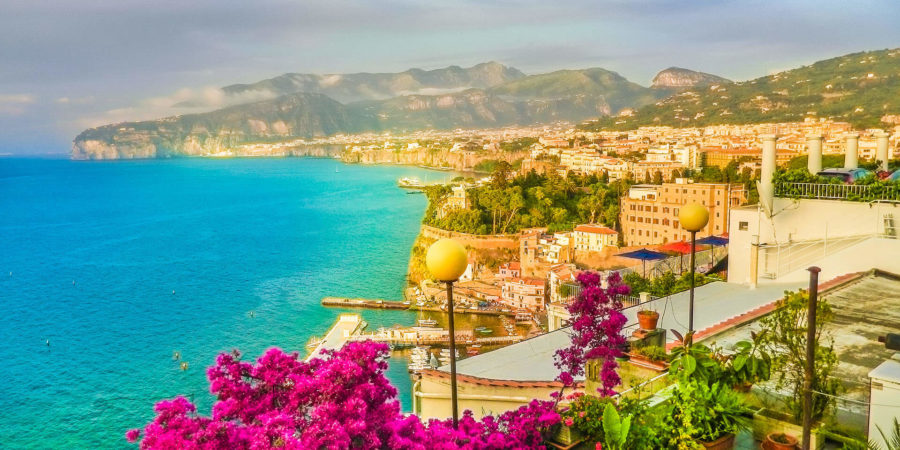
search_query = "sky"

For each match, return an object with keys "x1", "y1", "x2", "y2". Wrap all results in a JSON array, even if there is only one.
[{"x1": 1, "y1": 0, "x2": 899, "y2": 154}]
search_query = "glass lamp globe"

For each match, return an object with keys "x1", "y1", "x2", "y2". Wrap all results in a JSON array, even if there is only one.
[
  {"x1": 425, "y1": 239, "x2": 468, "y2": 282},
  {"x1": 679, "y1": 203, "x2": 709, "y2": 232}
]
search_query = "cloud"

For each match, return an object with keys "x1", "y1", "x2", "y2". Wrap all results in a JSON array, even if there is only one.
[
  {"x1": 75, "y1": 85, "x2": 279, "y2": 129},
  {"x1": 0, "y1": 94, "x2": 35, "y2": 115}
]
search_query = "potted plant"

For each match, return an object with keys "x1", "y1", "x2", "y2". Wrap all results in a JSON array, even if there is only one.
[
  {"x1": 668, "y1": 330, "x2": 725, "y2": 384},
  {"x1": 764, "y1": 432, "x2": 798, "y2": 449},
  {"x1": 725, "y1": 330, "x2": 772, "y2": 392},
  {"x1": 637, "y1": 307, "x2": 659, "y2": 330},
  {"x1": 628, "y1": 345, "x2": 669, "y2": 370},
  {"x1": 665, "y1": 381, "x2": 752, "y2": 450}
]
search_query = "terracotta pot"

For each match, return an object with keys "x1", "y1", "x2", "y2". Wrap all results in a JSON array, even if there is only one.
[
  {"x1": 764, "y1": 433, "x2": 798, "y2": 450},
  {"x1": 700, "y1": 433, "x2": 735, "y2": 450},
  {"x1": 637, "y1": 310, "x2": 659, "y2": 330}
]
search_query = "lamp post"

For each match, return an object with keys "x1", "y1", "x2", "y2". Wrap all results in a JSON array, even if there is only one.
[
  {"x1": 679, "y1": 203, "x2": 709, "y2": 333},
  {"x1": 425, "y1": 238, "x2": 468, "y2": 429}
]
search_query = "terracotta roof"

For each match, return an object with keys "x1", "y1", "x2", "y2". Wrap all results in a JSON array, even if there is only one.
[{"x1": 574, "y1": 224, "x2": 617, "y2": 235}]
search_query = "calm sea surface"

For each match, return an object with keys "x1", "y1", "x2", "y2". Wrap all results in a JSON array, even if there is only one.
[{"x1": 0, "y1": 157, "x2": 452, "y2": 448}]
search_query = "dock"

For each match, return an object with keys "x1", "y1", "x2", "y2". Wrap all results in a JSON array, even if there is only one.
[
  {"x1": 321, "y1": 297, "x2": 409, "y2": 310},
  {"x1": 306, "y1": 313, "x2": 367, "y2": 361}
]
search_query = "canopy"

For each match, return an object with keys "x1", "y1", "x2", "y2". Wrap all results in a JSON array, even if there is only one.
[
  {"x1": 696, "y1": 236, "x2": 729, "y2": 246},
  {"x1": 617, "y1": 248, "x2": 668, "y2": 278},
  {"x1": 617, "y1": 248, "x2": 668, "y2": 261},
  {"x1": 657, "y1": 241, "x2": 694, "y2": 255}
]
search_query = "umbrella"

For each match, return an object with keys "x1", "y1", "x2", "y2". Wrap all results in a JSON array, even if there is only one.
[
  {"x1": 617, "y1": 248, "x2": 668, "y2": 277},
  {"x1": 658, "y1": 241, "x2": 693, "y2": 274},
  {"x1": 696, "y1": 235, "x2": 729, "y2": 270}
]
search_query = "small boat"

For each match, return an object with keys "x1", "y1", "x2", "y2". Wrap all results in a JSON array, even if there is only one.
[
  {"x1": 515, "y1": 312, "x2": 532, "y2": 322},
  {"x1": 466, "y1": 348, "x2": 480, "y2": 356},
  {"x1": 402, "y1": 301, "x2": 411, "y2": 306},
  {"x1": 475, "y1": 326, "x2": 492, "y2": 335},
  {"x1": 418, "y1": 318, "x2": 438, "y2": 327}
]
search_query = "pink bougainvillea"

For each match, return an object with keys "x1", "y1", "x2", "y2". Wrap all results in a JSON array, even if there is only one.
[
  {"x1": 127, "y1": 341, "x2": 559, "y2": 449},
  {"x1": 127, "y1": 271, "x2": 628, "y2": 448},
  {"x1": 553, "y1": 271, "x2": 629, "y2": 396}
]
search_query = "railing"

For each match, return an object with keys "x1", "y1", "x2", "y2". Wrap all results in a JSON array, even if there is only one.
[
  {"x1": 775, "y1": 182, "x2": 900, "y2": 201},
  {"x1": 610, "y1": 248, "x2": 717, "y2": 280},
  {"x1": 759, "y1": 233, "x2": 874, "y2": 279}
]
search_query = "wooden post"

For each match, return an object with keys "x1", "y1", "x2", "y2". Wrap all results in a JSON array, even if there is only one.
[{"x1": 802, "y1": 266, "x2": 821, "y2": 450}]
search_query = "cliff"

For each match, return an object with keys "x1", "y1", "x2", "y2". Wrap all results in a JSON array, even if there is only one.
[{"x1": 651, "y1": 67, "x2": 731, "y2": 89}]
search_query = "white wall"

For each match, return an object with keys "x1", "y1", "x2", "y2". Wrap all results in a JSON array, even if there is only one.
[
  {"x1": 728, "y1": 199, "x2": 900, "y2": 285},
  {"x1": 869, "y1": 356, "x2": 900, "y2": 449}
]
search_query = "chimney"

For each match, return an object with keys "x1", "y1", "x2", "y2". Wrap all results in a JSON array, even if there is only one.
[
  {"x1": 806, "y1": 134, "x2": 823, "y2": 174},
  {"x1": 844, "y1": 132, "x2": 859, "y2": 169},
  {"x1": 760, "y1": 134, "x2": 777, "y2": 209},
  {"x1": 876, "y1": 131, "x2": 891, "y2": 171}
]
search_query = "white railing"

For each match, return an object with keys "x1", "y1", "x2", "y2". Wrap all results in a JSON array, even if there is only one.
[
  {"x1": 611, "y1": 248, "x2": 717, "y2": 280},
  {"x1": 759, "y1": 233, "x2": 874, "y2": 279},
  {"x1": 775, "y1": 182, "x2": 900, "y2": 201}
]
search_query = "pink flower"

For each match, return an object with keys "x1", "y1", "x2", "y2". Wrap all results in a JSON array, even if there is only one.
[
  {"x1": 579, "y1": 411, "x2": 586, "y2": 418},
  {"x1": 125, "y1": 429, "x2": 140, "y2": 443},
  {"x1": 564, "y1": 418, "x2": 574, "y2": 427},
  {"x1": 596, "y1": 442, "x2": 603, "y2": 450}
]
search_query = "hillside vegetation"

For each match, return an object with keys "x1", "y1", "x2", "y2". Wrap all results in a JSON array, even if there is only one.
[{"x1": 580, "y1": 48, "x2": 900, "y2": 130}]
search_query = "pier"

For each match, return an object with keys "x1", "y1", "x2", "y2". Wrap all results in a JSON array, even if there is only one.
[
  {"x1": 305, "y1": 313, "x2": 367, "y2": 361},
  {"x1": 321, "y1": 297, "x2": 409, "y2": 310}
]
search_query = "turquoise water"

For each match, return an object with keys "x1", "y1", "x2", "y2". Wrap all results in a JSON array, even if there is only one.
[{"x1": 0, "y1": 157, "x2": 449, "y2": 448}]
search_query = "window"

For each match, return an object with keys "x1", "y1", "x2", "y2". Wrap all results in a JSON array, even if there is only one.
[{"x1": 739, "y1": 221, "x2": 749, "y2": 231}]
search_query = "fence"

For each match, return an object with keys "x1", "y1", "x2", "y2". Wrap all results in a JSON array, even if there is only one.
[
  {"x1": 775, "y1": 182, "x2": 900, "y2": 201},
  {"x1": 610, "y1": 248, "x2": 717, "y2": 280}
]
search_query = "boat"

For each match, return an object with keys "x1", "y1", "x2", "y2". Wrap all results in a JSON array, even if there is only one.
[
  {"x1": 466, "y1": 348, "x2": 480, "y2": 356},
  {"x1": 418, "y1": 318, "x2": 438, "y2": 327},
  {"x1": 475, "y1": 326, "x2": 492, "y2": 335},
  {"x1": 397, "y1": 177, "x2": 425, "y2": 189},
  {"x1": 515, "y1": 311, "x2": 533, "y2": 322},
  {"x1": 408, "y1": 347, "x2": 431, "y2": 373}
]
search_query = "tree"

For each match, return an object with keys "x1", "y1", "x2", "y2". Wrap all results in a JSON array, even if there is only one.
[
  {"x1": 652, "y1": 171, "x2": 664, "y2": 185},
  {"x1": 760, "y1": 290, "x2": 842, "y2": 423},
  {"x1": 491, "y1": 160, "x2": 513, "y2": 188}
]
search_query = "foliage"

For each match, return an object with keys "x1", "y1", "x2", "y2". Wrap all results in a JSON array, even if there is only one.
[
  {"x1": 423, "y1": 168, "x2": 627, "y2": 235},
  {"x1": 559, "y1": 395, "x2": 663, "y2": 450},
  {"x1": 875, "y1": 418, "x2": 900, "y2": 450},
  {"x1": 579, "y1": 48, "x2": 900, "y2": 130},
  {"x1": 499, "y1": 137, "x2": 538, "y2": 153},
  {"x1": 554, "y1": 271, "x2": 629, "y2": 396},
  {"x1": 663, "y1": 381, "x2": 752, "y2": 448},
  {"x1": 622, "y1": 271, "x2": 720, "y2": 298},
  {"x1": 126, "y1": 342, "x2": 561, "y2": 449},
  {"x1": 601, "y1": 402, "x2": 631, "y2": 450},
  {"x1": 631, "y1": 345, "x2": 669, "y2": 363},
  {"x1": 724, "y1": 330, "x2": 772, "y2": 387},
  {"x1": 668, "y1": 331, "x2": 726, "y2": 385},
  {"x1": 759, "y1": 289, "x2": 842, "y2": 423}
]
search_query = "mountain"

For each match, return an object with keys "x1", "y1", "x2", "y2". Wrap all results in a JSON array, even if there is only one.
[
  {"x1": 73, "y1": 93, "x2": 367, "y2": 159},
  {"x1": 214, "y1": 62, "x2": 526, "y2": 103},
  {"x1": 73, "y1": 65, "x2": 665, "y2": 159},
  {"x1": 651, "y1": 67, "x2": 730, "y2": 89},
  {"x1": 581, "y1": 48, "x2": 900, "y2": 131},
  {"x1": 489, "y1": 68, "x2": 662, "y2": 112}
]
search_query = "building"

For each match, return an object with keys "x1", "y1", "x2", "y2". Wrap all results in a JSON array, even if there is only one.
[
  {"x1": 573, "y1": 224, "x2": 619, "y2": 252},
  {"x1": 620, "y1": 179, "x2": 746, "y2": 246},
  {"x1": 631, "y1": 161, "x2": 684, "y2": 181},
  {"x1": 701, "y1": 147, "x2": 796, "y2": 169},
  {"x1": 437, "y1": 185, "x2": 470, "y2": 218},
  {"x1": 497, "y1": 261, "x2": 521, "y2": 279},
  {"x1": 500, "y1": 278, "x2": 547, "y2": 311},
  {"x1": 538, "y1": 232, "x2": 573, "y2": 264}
]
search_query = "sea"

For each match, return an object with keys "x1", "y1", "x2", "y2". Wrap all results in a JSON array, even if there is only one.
[{"x1": 0, "y1": 157, "x2": 456, "y2": 449}]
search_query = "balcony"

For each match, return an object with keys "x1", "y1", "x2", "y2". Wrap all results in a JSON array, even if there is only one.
[{"x1": 775, "y1": 182, "x2": 900, "y2": 202}]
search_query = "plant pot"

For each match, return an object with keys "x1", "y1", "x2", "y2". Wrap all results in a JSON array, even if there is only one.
[
  {"x1": 700, "y1": 433, "x2": 735, "y2": 450},
  {"x1": 764, "y1": 432, "x2": 798, "y2": 450},
  {"x1": 637, "y1": 310, "x2": 659, "y2": 330},
  {"x1": 551, "y1": 424, "x2": 584, "y2": 446}
]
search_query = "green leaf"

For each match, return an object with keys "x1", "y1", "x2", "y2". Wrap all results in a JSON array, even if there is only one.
[
  {"x1": 603, "y1": 402, "x2": 621, "y2": 439},
  {"x1": 683, "y1": 354, "x2": 697, "y2": 377},
  {"x1": 733, "y1": 354, "x2": 747, "y2": 371}
]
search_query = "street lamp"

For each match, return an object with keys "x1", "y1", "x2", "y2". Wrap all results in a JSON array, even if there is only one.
[
  {"x1": 425, "y1": 238, "x2": 468, "y2": 428},
  {"x1": 679, "y1": 203, "x2": 709, "y2": 333}
]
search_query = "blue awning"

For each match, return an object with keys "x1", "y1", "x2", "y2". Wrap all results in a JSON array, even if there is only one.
[
  {"x1": 696, "y1": 236, "x2": 729, "y2": 246},
  {"x1": 616, "y1": 248, "x2": 668, "y2": 261}
]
